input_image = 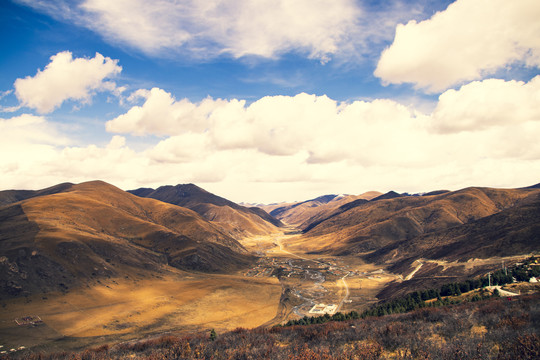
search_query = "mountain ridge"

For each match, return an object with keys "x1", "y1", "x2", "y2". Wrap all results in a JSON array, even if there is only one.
[
  {"x1": 297, "y1": 186, "x2": 540, "y2": 265},
  {"x1": 0, "y1": 180, "x2": 253, "y2": 299},
  {"x1": 128, "y1": 183, "x2": 283, "y2": 238},
  {"x1": 261, "y1": 191, "x2": 382, "y2": 228}
]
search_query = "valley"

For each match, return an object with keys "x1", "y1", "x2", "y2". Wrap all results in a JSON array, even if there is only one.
[
  {"x1": 240, "y1": 230, "x2": 402, "y2": 323},
  {"x1": 0, "y1": 180, "x2": 539, "y2": 356}
]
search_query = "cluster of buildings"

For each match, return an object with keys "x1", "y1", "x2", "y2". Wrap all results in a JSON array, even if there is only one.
[
  {"x1": 309, "y1": 303, "x2": 338, "y2": 315},
  {"x1": 243, "y1": 256, "x2": 363, "y2": 283}
]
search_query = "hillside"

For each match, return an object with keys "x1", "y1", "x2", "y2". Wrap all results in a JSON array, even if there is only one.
[
  {"x1": 0, "y1": 183, "x2": 73, "y2": 206},
  {"x1": 295, "y1": 186, "x2": 540, "y2": 271},
  {"x1": 129, "y1": 184, "x2": 283, "y2": 239},
  {"x1": 11, "y1": 293, "x2": 539, "y2": 359},
  {"x1": 2, "y1": 180, "x2": 540, "y2": 357},
  {"x1": 0, "y1": 181, "x2": 253, "y2": 299},
  {"x1": 262, "y1": 191, "x2": 381, "y2": 228}
]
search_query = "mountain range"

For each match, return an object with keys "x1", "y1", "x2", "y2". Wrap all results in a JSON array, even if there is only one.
[
  {"x1": 0, "y1": 181, "x2": 265, "y2": 299},
  {"x1": 1, "y1": 180, "x2": 539, "y2": 302},
  {"x1": 295, "y1": 187, "x2": 540, "y2": 261},
  {"x1": 259, "y1": 191, "x2": 381, "y2": 228},
  {"x1": 128, "y1": 184, "x2": 283, "y2": 239}
]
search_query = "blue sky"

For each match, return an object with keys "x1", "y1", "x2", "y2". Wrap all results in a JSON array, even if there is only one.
[{"x1": 1, "y1": 0, "x2": 539, "y2": 203}]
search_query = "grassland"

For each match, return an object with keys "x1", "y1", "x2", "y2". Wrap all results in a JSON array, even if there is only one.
[
  {"x1": 9, "y1": 293, "x2": 539, "y2": 359},
  {"x1": 0, "y1": 273, "x2": 280, "y2": 353}
]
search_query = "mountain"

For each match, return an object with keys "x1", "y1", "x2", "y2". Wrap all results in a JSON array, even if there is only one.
[
  {"x1": 369, "y1": 189, "x2": 540, "y2": 265},
  {"x1": 128, "y1": 184, "x2": 283, "y2": 239},
  {"x1": 0, "y1": 181, "x2": 252, "y2": 299},
  {"x1": 370, "y1": 190, "x2": 406, "y2": 202},
  {"x1": 262, "y1": 191, "x2": 382, "y2": 228},
  {"x1": 0, "y1": 182, "x2": 73, "y2": 206},
  {"x1": 299, "y1": 186, "x2": 540, "y2": 263}
]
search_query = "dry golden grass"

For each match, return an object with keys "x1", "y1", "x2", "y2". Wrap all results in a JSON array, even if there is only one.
[{"x1": 0, "y1": 274, "x2": 280, "y2": 350}]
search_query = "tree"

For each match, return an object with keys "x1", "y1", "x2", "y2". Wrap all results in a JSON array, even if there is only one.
[{"x1": 209, "y1": 328, "x2": 217, "y2": 341}]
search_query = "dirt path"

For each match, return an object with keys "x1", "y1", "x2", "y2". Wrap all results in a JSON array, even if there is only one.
[
  {"x1": 490, "y1": 286, "x2": 520, "y2": 297},
  {"x1": 336, "y1": 273, "x2": 350, "y2": 312},
  {"x1": 275, "y1": 236, "x2": 312, "y2": 261},
  {"x1": 405, "y1": 261, "x2": 423, "y2": 280}
]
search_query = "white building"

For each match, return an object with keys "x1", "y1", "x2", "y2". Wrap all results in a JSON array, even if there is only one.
[{"x1": 309, "y1": 303, "x2": 338, "y2": 315}]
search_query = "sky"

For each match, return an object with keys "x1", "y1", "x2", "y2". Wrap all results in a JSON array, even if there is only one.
[{"x1": 1, "y1": 0, "x2": 539, "y2": 204}]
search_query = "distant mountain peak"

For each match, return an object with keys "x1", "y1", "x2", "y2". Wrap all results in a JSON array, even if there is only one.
[
  {"x1": 128, "y1": 183, "x2": 283, "y2": 235},
  {"x1": 524, "y1": 182, "x2": 540, "y2": 189},
  {"x1": 370, "y1": 190, "x2": 406, "y2": 202}
]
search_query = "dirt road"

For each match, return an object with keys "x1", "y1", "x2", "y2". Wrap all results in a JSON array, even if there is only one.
[{"x1": 336, "y1": 273, "x2": 350, "y2": 312}]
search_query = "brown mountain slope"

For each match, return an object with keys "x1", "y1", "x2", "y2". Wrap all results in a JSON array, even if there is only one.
[
  {"x1": 129, "y1": 184, "x2": 283, "y2": 239},
  {"x1": 0, "y1": 181, "x2": 252, "y2": 299},
  {"x1": 368, "y1": 190, "x2": 540, "y2": 265},
  {"x1": 263, "y1": 192, "x2": 382, "y2": 228},
  {"x1": 0, "y1": 182, "x2": 73, "y2": 206},
  {"x1": 298, "y1": 186, "x2": 540, "y2": 262}
]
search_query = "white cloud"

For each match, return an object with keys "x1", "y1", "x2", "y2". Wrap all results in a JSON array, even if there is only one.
[
  {"x1": 0, "y1": 90, "x2": 13, "y2": 100},
  {"x1": 375, "y1": 0, "x2": 540, "y2": 92},
  {"x1": 17, "y1": 0, "x2": 361, "y2": 61},
  {"x1": 0, "y1": 114, "x2": 71, "y2": 189},
  {"x1": 106, "y1": 88, "x2": 234, "y2": 136},
  {"x1": 147, "y1": 133, "x2": 211, "y2": 163},
  {"x1": 126, "y1": 89, "x2": 151, "y2": 103},
  {"x1": 14, "y1": 51, "x2": 122, "y2": 113},
  {"x1": 106, "y1": 90, "x2": 437, "y2": 168},
  {"x1": 432, "y1": 76, "x2": 540, "y2": 133},
  {"x1": 4, "y1": 76, "x2": 540, "y2": 203},
  {"x1": 106, "y1": 80, "x2": 540, "y2": 170},
  {"x1": 0, "y1": 114, "x2": 70, "y2": 146}
]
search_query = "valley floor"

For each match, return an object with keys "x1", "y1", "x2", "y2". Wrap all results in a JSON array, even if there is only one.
[
  {"x1": 0, "y1": 273, "x2": 280, "y2": 354},
  {"x1": 0, "y1": 229, "x2": 400, "y2": 354},
  {"x1": 6, "y1": 293, "x2": 540, "y2": 359},
  {"x1": 1, "y1": 228, "x2": 536, "y2": 356},
  {"x1": 239, "y1": 230, "x2": 402, "y2": 324}
]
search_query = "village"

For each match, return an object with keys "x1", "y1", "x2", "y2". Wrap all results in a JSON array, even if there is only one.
[
  {"x1": 243, "y1": 253, "x2": 386, "y2": 317},
  {"x1": 244, "y1": 256, "x2": 353, "y2": 279}
]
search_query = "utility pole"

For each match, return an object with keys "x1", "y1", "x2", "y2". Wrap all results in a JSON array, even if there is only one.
[{"x1": 488, "y1": 272, "x2": 491, "y2": 287}]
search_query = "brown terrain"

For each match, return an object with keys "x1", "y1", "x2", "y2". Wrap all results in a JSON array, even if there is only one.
[
  {"x1": 270, "y1": 186, "x2": 540, "y2": 300},
  {"x1": 294, "y1": 187, "x2": 540, "y2": 259},
  {"x1": 260, "y1": 191, "x2": 381, "y2": 228},
  {"x1": 0, "y1": 180, "x2": 256, "y2": 299},
  {"x1": 0, "y1": 181, "x2": 284, "y2": 352},
  {"x1": 129, "y1": 184, "x2": 283, "y2": 239},
  {"x1": 1, "y1": 180, "x2": 539, "y2": 355}
]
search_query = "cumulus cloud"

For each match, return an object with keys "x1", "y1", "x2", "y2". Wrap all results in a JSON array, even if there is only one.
[
  {"x1": 106, "y1": 88, "x2": 237, "y2": 136},
  {"x1": 14, "y1": 51, "x2": 122, "y2": 113},
  {"x1": 0, "y1": 114, "x2": 71, "y2": 188},
  {"x1": 106, "y1": 81, "x2": 540, "y2": 169},
  {"x1": 4, "y1": 76, "x2": 540, "y2": 203},
  {"x1": 432, "y1": 76, "x2": 540, "y2": 133},
  {"x1": 106, "y1": 90, "x2": 425, "y2": 161},
  {"x1": 147, "y1": 133, "x2": 211, "y2": 163},
  {"x1": 375, "y1": 0, "x2": 540, "y2": 92},
  {"x1": 0, "y1": 114, "x2": 70, "y2": 146}
]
